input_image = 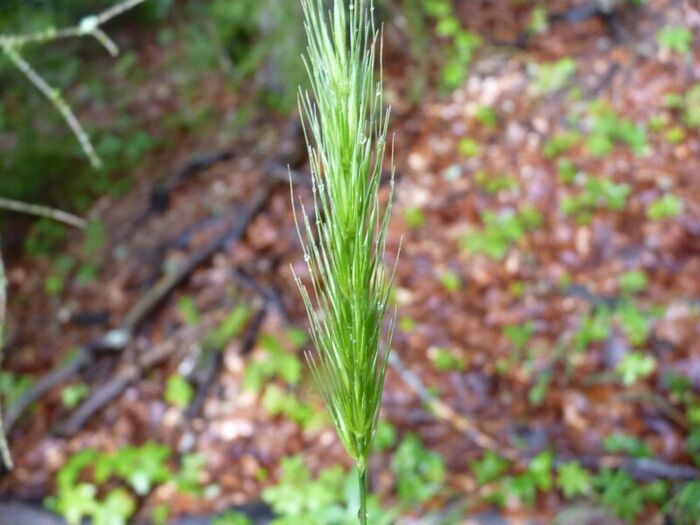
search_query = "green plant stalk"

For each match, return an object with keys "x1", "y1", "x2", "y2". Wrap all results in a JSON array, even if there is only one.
[
  {"x1": 358, "y1": 463, "x2": 368, "y2": 525},
  {"x1": 293, "y1": 0, "x2": 395, "y2": 523}
]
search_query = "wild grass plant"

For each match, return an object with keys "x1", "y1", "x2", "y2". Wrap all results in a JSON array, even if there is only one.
[{"x1": 292, "y1": 0, "x2": 395, "y2": 523}]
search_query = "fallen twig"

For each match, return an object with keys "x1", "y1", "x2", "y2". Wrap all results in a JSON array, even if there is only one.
[
  {"x1": 0, "y1": 197, "x2": 87, "y2": 229},
  {"x1": 387, "y1": 352, "x2": 510, "y2": 457},
  {"x1": 55, "y1": 326, "x2": 198, "y2": 436},
  {"x1": 185, "y1": 303, "x2": 268, "y2": 420},
  {"x1": 4, "y1": 179, "x2": 276, "y2": 433},
  {"x1": 0, "y1": 0, "x2": 149, "y2": 167},
  {"x1": 577, "y1": 455, "x2": 699, "y2": 482}
]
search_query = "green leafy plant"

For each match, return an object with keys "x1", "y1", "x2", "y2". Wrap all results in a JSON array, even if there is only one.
[
  {"x1": 262, "y1": 456, "x2": 397, "y2": 525},
  {"x1": 391, "y1": 433, "x2": 446, "y2": 504},
  {"x1": 560, "y1": 176, "x2": 630, "y2": 223},
  {"x1": 458, "y1": 137, "x2": 481, "y2": 157},
  {"x1": 647, "y1": 194, "x2": 684, "y2": 220},
  {"x1": 243, "y1": 333, "x2": 303, "y2": 392},
  {"x1": 584, "y1": 102, "x2": 648, "y2": 157},
  {"x1": 657, "y1": 26, "x2": 693, "y2": 54},
  {"x1": 531, "y1": 58, "x2": 576, "y2": 94},
  {"x1": 615, "y1": 301, "x2": 651, "y2": 345},
  {"x1": 261, "y1": 384, "x2": 324, "y2": 430},
  {"x1": 474, "y1": 105, "x2": 498, "y2": 129},
  {"x1": 61, "y1": 383, "x2": 89, "y2": 409},
  {"x1": 674, "y1": 84, "x2": 700, "y2": 128},
  {"x1": 423, "y1": 0, "x2": 482, "y2": 89},
  {"x1": 403, "y1": 206, "x2": 425, "y2": 230},
  {"x1": 667, "y1": 480, "x2": 700, "y2": 524},
  {"x1": 429, "y1": 347, "x2": 467, "y2": 372},
  {"x1": 470, "y1": 450, "x2": 510, "y2": 486},
  {"x1": 542, "y1": 130, "x2": 581, "y2": 159},
  {"x1": 603, "y1": 433, "x2": 652, "y2": 457},
  {"x1": 619, "y1": 270, "x2": 648, "y2": 295},
  {"x1": 438, "y1": 269, "x2": 461, "y2": 292},
  {"x1": 164, "y1": 374, "x2": 194, "y2": 409},
  {"x1": 594, "y1": 468, "x2": 667, "y2": 521},
  {"x1": 528, "y1": 4, "x2": 548, "y2": 35},
  {"x1": 461, "y1": 206, "x2": 542, "y2": 260},
  {"x1": 556, "y1": 158, "x2": 578, "y2": 183},
  {"x1": 292, "y1": 1, "x2": 395, "y2": 522},
  {"x1": 474, "y1": 170, "x2": 518, "y2": 195},
  {"x1": 556, "y1": 461, "x2": 592, "y2": 498},
  {"x1": 573, "y1": 307, "x2": 612, "y2": 352},
  {"x1": 47, "y1": 443, "x2": 203, "y2": 525},
  {"x1": 616, "y1": 351, "x2": 656, "y2": 386}
]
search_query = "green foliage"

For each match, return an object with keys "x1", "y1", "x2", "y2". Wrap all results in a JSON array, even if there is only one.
[
  {"x1": 61, "y1": 383, "x2": 89, "y2": 409},
  {"x1": 458, "y1": 137, "x2": 481, "y2": 157},
  {"x1": 657, "y1": 26, "x2": 694, "y2": 54},
  {"x1": 664, "y1": 125, "x2": 685, "y2": 144},
  {"x1": 556, "y1": 158, "x2": 578, "y2": 183},
  {"x1": 213, "y1": 512, "x2": 253, "y2": 525},
  {"x1": 667, "y1": 480, "x2": 700, "y2": 524},
  {"x1": 261, "y1": 456, "x2": 395, "y2": 525},
  {"x1": 603, "y1": 433, "x2": 652, "y2": 458},
  {"x1": 527, "y1": 449, "x2": 554, "y2": 491},
  {"x1": 573, "y1": 307, "x2": 612, "y2": 352},
  {"x1": 47, "y1": 443, "x2": 202, "y2": 525},
  {"x1": 504, "y1": 322, "x2": 535, "y2": 352},
  {"x1": 373, "y1": 421, "x2": 397, "y2": 451},
  {"x1": 542, "y1": 131, "x2": 581, "y2": 159},
  {"x1": 646, "y1": 194, "x2": 684, "y2": 220},
  {"x1": 619, "y1": 270, "x2": 648, "y2": 294},
  {"x1": 616, "y1": 352, "x2": 656, "y2": 386},
  {"x1": 482, "y1": 450, "x2": 554, "y2": 508},
  {"x1": 528, "y1": 371, "x2": 551, "y2": 407},
  {"x1": 0, "y1": 371, "x2": 32, "y2": 407},
  {"x1": 556, "y1": 461, "x2": 592, "y2": 498},
  {"x1": 474, "y1": 170, "x2": 518, "y2": 194},
  {"x1": 243, "y1": 333, "x2": 302, "y2": 392},
  {"x1": 680, "y1": 84, "x2": 700, "y2": 128},
  {"x1": 574, "y1": 298, "x2": 655, "y2": 353},
  {"x1": 24, "y1": 218, "x2": 68, "y2": 258},
  {"x1": 532, "y1": 58, "x2": 576, "y2": 94},
  {"x1": 470, "y1": 450, "x2": 510, "y2": 485},
  {"x1": 392, "y1": 434, "x2": 446, "y2": 504},
  {"x1": 438, "y1": 270, "x2": 462, "y2": 292},
  {"x1": 403, "y1": 206, "x2": 425, "y2": 230},
  {"x1": 399, "y1": 316, "x2": 416, "y2": 333},
  {"x1": 474, "y1": 105, "x2": 498, "y2": 129},
  {"x1": 164, "y1": 374, "x2": 194, "y2": 409},
  {"x1": 176, "y1": 296, "x2": 201, "y2": 326},
  {"x1": 429, "y1": 347, "x2": 467, "y2": 372},
  {"x1": 560, "y1": 176, "x2": 630, "y2": 223},
  {"x1": 616, "y1": 301, "x2": 651, "y2": 345},
  {"x1": 261, "y1": 384, "x2": 323, "y2": 430},
  {"x1": 75, "y1": 219, "x2": 106, "y2": 284},
  {"x1": 584, "y1": 102, "x2": 648, "y2": 156},
  {"x1": 205, "y1": 304, "x2": 252, "y2": 349},
  {"x1": 423, "y1": 0, "x2": 482, "y2": 89},
  {"x1": 594, "y1": 469, "x2": 667, "y2": 522},
  {"x1": 461, "y1": 207, "x2": 543, "y2": 260},
  {"x1": 206, "y1": 0, "x2": 305, "y2": 111},
  {"x1": 528, "y1": 4, "x2": 548, "y2": 35}
]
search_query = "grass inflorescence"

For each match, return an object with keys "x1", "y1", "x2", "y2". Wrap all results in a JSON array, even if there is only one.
[{"x1": 292, "y1": 0, "x2": 395, "y2": 522}]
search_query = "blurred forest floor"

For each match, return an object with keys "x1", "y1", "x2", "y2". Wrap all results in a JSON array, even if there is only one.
[{"x1": 1, "y1": 0, "x2": 700, "y2": 524}]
